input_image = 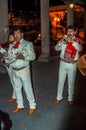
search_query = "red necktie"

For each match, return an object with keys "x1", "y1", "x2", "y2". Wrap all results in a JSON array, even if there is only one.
[{"x1": 13, "y1": 41, "x2": 20, "y2": 49}]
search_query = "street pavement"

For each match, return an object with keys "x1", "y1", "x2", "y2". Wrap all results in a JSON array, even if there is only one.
[{"x1": 0, "y1": 56, "x2": 86, "y2": 130}]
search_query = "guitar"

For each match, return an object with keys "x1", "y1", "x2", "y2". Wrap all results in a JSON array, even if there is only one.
[{"x1": 77, "y1": 54, "x2": 86, "y2": 76}]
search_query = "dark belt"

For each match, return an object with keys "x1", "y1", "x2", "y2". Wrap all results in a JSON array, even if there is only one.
[
  {"x1": 13, "y1": 66, "x2": 27, "y2": 71},
  {"x1": 61, "y1": 59, "x2": 77, "y2": 64}
]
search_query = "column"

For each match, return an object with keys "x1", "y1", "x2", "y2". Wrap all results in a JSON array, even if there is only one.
[
  {"x1": 67, "y1": 2, "x2": 74, "y2": 27},
  {"x1": 0, "y1": 0, "x2": 9, "y2": 43},
  {"x1": 38, "y1": 0, "x2": 54, "y2": 62},
  {"x1": 0, "y1": 0, "x2": 9, "y2": 73}
]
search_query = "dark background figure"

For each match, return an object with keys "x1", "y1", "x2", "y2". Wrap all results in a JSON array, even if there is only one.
[{"x1": 0, "y1": 110, "x2": 12, "y2": 130}]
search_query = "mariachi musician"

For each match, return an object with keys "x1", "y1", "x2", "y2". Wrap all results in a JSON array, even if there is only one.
[
  {"x1": 5, "y1": 27, "x2": 36, "y2": 115},
  {"x1": 54, "y1": 25, "x2": 83, "y2": 106}
]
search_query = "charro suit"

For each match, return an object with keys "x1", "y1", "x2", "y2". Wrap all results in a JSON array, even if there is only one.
[
  {"x1": 55, "y1": 37, "x2": 82, "y2": 101},
  {"x1": 8, "y1": 39, "x2": 36, "y2": 109}
]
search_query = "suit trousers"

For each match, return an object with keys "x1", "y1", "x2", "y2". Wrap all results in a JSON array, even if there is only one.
[
  {"x1": 5, "y1": 65, "x2": 16, "y2": 99},
  {"x1": 56, "y1": 60, "x2": 77, "y2": 101},
  {"x1": 12, "y1": 66, "x2": 36, "y2": 109}
]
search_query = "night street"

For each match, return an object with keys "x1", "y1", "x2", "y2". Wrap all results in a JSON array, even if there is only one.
[{"x1": 0, "y1": 57, "x2": 86, "y2": 130}]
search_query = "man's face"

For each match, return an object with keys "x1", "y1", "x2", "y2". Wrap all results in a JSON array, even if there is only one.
[
  {"x1": 67, "y1": 29, "x2": 76, "y2": 38},
  {"x1": 14, "y1": 30, "x2": 23, "y2": 42}
]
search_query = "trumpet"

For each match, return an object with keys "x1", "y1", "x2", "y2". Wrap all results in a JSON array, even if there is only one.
[
  {"x1": 61, "y1": 35, "x2": 74, "y2": 44},
  {"x1": 61, "y1": 35, "x2": 68, "y2": 43}
]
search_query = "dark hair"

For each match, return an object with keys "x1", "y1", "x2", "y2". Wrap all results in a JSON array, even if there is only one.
[
  {"x1": 13, "y1": 27, "x2": 24, "y2": 33},
  {"x1": 8, "y1": 33, "x2": 14, "y2": 37},
  {"x1": 67, "y1": 25, "x2": 76, "y2": 31}
]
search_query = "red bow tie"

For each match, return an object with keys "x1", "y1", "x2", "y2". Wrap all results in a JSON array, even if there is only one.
[{"x1": 13, "y1": 41, "x2": 20, "y2": 49}]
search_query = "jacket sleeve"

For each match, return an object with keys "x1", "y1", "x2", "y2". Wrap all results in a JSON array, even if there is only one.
[
  {"x1": 23, "y1": 41, "x2": 36, "y2": 61},
  {"x1": 73, "y1": 42, "x2": 83, "y2": 52},
  {"x1": 55, "y1": 40, "x2": 63, "y2": 51}
]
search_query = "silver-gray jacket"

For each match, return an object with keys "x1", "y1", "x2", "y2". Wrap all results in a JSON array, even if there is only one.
[{"x1": 6, "y1": 39, "x2": 36, "y2": 68}]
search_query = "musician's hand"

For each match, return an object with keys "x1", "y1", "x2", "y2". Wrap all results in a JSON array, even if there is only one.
[
  {"x1": 0, "y1": 44, "x2": 2, "y2": 49},
  {"x1": 63, "y1": 35, "x2": 68, "y2": 40},
  {"x1": 0, "y1": 58, "x2": 4, "y2": 62},
  {"x1": 67, "y1": 37, "x2": 74, "y2": 42},
  {"x1": 3, "y1": 51, "x2": 8, "y2": 56},
  {"x1": 16, "y1": 53, "x2": 25, "y2": 60}
]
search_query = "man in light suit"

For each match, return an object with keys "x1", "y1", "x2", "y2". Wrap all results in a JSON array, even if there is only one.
[
  {"x1": 7, "y1": 27, "x2": 36, "y2": 115},
  {"x1": 54, "y1": 25, "x2": 82, "y2": 106}
]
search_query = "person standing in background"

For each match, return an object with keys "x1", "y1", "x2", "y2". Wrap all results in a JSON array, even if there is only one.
[
  {"x1": 5, "y1": 33, "x2": 16, "y2": 102},
  {"x1": 0, "y1": 33, "x2": 16, "y2": 102},
  {"x1": 54, "y1": 25, "x2": 82, "y2": 106}
]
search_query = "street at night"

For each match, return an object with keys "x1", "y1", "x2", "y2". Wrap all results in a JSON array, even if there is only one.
[{"x1": 0, "y1": 57, "x2": 86, "y2": 130}]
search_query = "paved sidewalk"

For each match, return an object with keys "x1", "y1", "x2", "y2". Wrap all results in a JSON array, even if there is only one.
[{"x1": 0, "y1": 58, "x2": 86, "y2": 130}]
